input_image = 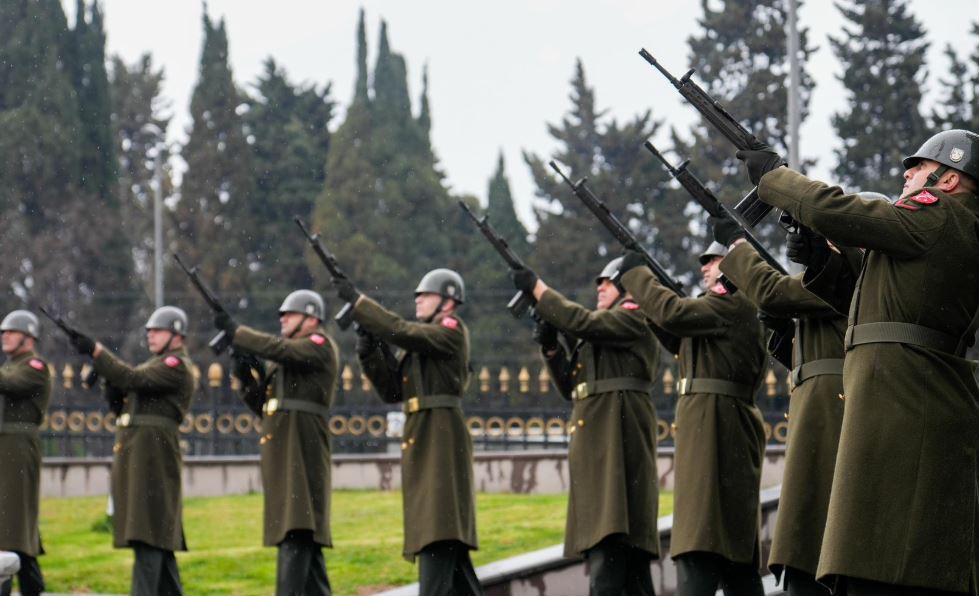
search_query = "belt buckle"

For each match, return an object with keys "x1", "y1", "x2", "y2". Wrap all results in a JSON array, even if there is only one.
[
  {"x1": 117, "y1": 413, "x2": 131, "y2": 427},
  {"x1": 574, "y1": 382, "x2": 589, "y2": 400},
  {"x1": 407, "y1": 397, "x2": 420, "y2": 413},
  {"x1": 265, "y1": 398, "x2": 279, "y2": 415},
  {"x1": 677, "y1": 378, "x2": 688, "y2": 395}
]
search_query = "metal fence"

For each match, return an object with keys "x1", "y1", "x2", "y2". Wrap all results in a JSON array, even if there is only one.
[{"x1": 38, "y1": 357, "x2": 792, "y2": 458}]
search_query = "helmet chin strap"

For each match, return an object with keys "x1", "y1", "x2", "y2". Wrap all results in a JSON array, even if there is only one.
[
  {"x1": 423, "y1": 297, "x2": 448, "y2": 324},
  {"x1": 288, "y1": 314, "x2": 310, "y2": 338},
  {"x1": 926, "y1": 164, "x2": 949, "y2": 187},
  {"x1": 157, "y1": 331, "x2": 175, "y2": 354}
]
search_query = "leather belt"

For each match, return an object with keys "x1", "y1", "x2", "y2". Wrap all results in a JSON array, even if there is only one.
[
  {"x1": 845, "y1": 322, "x2": 961, "y2": 355},
  {"x1": 403, "y1": 394, "x2": 461, "y2": 414},
  {"x1": 264, "y1": 398, "x2": 330, "y2": 419},
  {"x1": 790, "y1": 358, "x2": 844, "y2": 387},
  {"x1": 572, "y1": 378, "x2": 654, "y2": 401},
  {"x1": 0, "y1": 421, "x2": 39, "y2": 434},
  {"x1": 677, "y1": 377, "x2": 754, "y2": 400},
  {"x1": 116, "y1": 413, "x2": 179, "y2": 430}
]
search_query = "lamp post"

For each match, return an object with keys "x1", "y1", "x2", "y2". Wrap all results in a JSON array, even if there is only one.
[{"x1": 142, "y1": 122, "x2": 166, "y2": 308}]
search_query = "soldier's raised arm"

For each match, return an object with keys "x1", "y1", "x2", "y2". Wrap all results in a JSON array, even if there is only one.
[{"x1": 719, "y1": 242, "x2": 833, "y2": 318}]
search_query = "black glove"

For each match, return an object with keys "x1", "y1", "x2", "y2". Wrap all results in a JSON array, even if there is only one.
[
  {"x1": 758, "y1": 311, "x2": 793, "y2": 335},
  {"x1": 786, "y1": 228, "x2": 828, "y2": 267},
  {"x1": 619, "y1": 250, "x2": 646, "y2": 277},
  {"x1": 510, "y1": 268, "x2": 538, "y2": 294},
  {"x1": 735, "y1": 143, "x2": 786, "y2": 186},
  {"x1": 355, "y1": 325, "x2": 379, "y2": 358},
  {"x1": 532, "y1": 319, "x2": 559, "y2": 351},
  {"x1": 70, "y1": 331, "x2": 96, "y2": 356},
  {"x1": 213, "y1": 311, "x2": 238, "y2": 337},
  {"x1": 231, "y1": 350, "x2": 264, "y2": 387},
  {"x1": 333, "y1": 277, "x2": 361, "y2": 303},
  {"x1": 708, "y1": 213, "x2": 745, "y2": 246}
]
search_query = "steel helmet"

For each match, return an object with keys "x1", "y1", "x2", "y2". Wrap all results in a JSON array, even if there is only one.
[
  {"x1": 0, "y1": 310, "x2": 40, "y2": 339},
  {"x1": 595, "y1": 257, "x2": 624, "y2": 285},
  {"x1": 415, "y1": 269, "x2": 465, "y2": 304},
  {"x1": 278, "y1": 290, "x2": 325, "y2": 320},
  {"x1": 145, "y1": 306, "x2": 189, "y2": 336},
  {"x1": 903, "y1": 129, "x2": 979, "y2": 179},
  {"x1": 699, "y1": 241, "x2": 728, "y2": 265}
]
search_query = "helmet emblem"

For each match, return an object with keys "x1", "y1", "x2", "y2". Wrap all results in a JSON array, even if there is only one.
[
  {"x1": 173, "y1": 320, "x2": 183, "y2": 332},
  {"x1": 950, "y1": 147, "x2": 965, "y2": 162},
  {"x1": 28, "y1": 323, "x2": 37, "y2": 335},
  {"x1": 305, "y1": 304, "x2": 315, "y2": 314},
  {"x1": 446, "y1": 286, "x2": 456, "y2": 296}
]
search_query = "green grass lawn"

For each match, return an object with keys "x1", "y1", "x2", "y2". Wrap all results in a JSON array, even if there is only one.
[{"x1": 38, "y1": 490, "x2": 673, "y2": 595}]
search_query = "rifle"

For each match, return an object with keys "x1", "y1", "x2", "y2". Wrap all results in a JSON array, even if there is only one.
[
  {"x1": 294, "y1": 217, "x2": 355, "y2": 330},
  {"x1": 643, "y1": 141, "x2": 788, "y2": 276},
  {"x1": 638, "y1": 49, "x2": 797, "y2": 231},
  {"x1": 38, "y1": 306, "x2": 99, "y2": 388},
  {"x1": 458, "y1": 201, "x2": 536, "y2": 318},
  {"x1": 549, "y1": 161, "x2": 686, "y2": 297},
  {"x1": 172, "y1": 253, "x2": 233, "y2": 354}
]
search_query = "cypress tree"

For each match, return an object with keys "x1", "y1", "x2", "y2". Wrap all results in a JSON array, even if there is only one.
[{"x1": 830, "y1": 0, "x2": 928, "y2": 191}]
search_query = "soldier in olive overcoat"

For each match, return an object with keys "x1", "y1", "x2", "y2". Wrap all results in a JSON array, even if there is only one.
[
  {"x1": 736, "y1": 130, "x2": 979, "y2": 595},
  {"x1": 510, "y1": 257, "x2": 662, "y2": 595},
  {"x1": 711, "y1": 213, "x2": 852, "y2": 596},
  {"x1": 70, "y1": 306, "x2": 195, "y2": 595},
  {"x1": 336, "y1": 268, "x2": 481, "y2": 596},
  {"x1": 215, "y1": 289, "x2": 339, "y2": 596},
  {"x1": 618, "y1": 243, "x2": 768, "y2": 596},
  {"x1": 0, "y1": 311, "x2": 52, "y2": 596}
]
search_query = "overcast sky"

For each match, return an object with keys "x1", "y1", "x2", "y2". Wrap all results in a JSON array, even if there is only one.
[{"x1": 69, "y1": 0, "x2": 977, "y2": 229}]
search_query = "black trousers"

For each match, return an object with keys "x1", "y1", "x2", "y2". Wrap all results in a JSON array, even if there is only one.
[
  {"x1": 0, "y1": 552, "x2": 43, "y2": 596},
  {"x1": 783, "y1": 566, "x2": 830, "y2": 596},
  {"x1": 842, "y1": 576, "x2": 968, "y2": 596},
  {"x1": 585, "y1": 535, "x2": 656, "y2": 596},
  {"x1": 131, "y1": 541, "x2": 182, "y2": 596},
  {"x1": 674, "y1": 552, "x2": 764, "y2": 596},
  {"x1": 276, "y1": 530, "x2": 331, "y2": 596},
  {"x1": 418, "y1": 540, "x2": 482, "y2": 596}
]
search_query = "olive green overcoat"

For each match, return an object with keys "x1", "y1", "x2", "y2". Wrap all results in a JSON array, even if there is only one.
[
  {"x1": 232, "y1": 325, "x2": 339, "y2": 548},
  {"x1": 94, "y1": 346, "x2": 195, "y2": 551},
  {"x1": 535, "y1": 289, "x2": 661, "y2": 558},
  {"x1": 620, "y1": 267, "x2": 767, "y2": 565},
  {"x1": 720, "y1": 242, "x2": 847, "y2": 577},
  {"x1": 354, "y1": 297, "x2": 477, "y2": 561},
  {"x1": 758, "y1": 166, "x2": 979, "y2": 592},
  {"x1": 0, "y1": 351, "x2": 52, "y2": 556}
]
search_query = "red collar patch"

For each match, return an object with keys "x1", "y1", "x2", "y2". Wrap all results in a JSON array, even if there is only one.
[
  {"x1": 909, "y1": 190, "x2": 939, "y2": 205},
  {"x1": 29, "y1": 358, "x2": 45, "y2": 371},
  {"x1": 620, "y1": 301, "x2": 640, "y2": 310},
  {"x1": 441, "y1": 316, "x2": 459, "y2": 329},
  {"x1": 894, "y1": 198, "x2": 919, "y2": 211},
  {"x1": 164, "y1": 355, "x2": 182, "y2": 368},
  {"x1": 309, "y1": 333, "x2": 326, "y2": 345}
]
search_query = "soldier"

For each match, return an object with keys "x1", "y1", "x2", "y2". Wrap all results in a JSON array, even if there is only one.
[
  {"x1": 334, "y1": 269, "x2": 481, "y2": 595},
  {"x1": 617, "y1": 242, "x2": 768, "y2": 596},
  {"x1": 213, "y1": 289, "x2": 338, "y2": 596},
  {"x1": 737, "y1": 130, "x2": 979, "y2": 595},
  {"x1": 710, "y1": 213, "x2": 855, "y2": 596},
  {"x1": 0, "y1": 311, "x2": 52, "y2": 596},
  {"x1": 510, "y1": 257, "x2": 662, "y2": 595},
  {"x1": 70, "y1": 306, "x2": 195, "y2": 595}
]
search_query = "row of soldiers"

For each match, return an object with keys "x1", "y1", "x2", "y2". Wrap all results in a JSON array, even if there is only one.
[{"x1": 2, "y1": 127, "x2": 978, "y2": 596}]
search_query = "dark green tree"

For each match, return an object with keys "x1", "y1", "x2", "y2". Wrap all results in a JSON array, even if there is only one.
[
  {"x1": 524, "y1": 60, "x2": 682, "y2": 296},
  {"x1": 831, "y1": 0, "x2": 928, "y2": 190},
  {"x1": 175, "y1": 9, "x2": 255, "y2": 300}
]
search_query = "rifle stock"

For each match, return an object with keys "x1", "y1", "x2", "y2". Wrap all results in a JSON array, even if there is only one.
[
  {"x1": 171, "y1": 253, "x2": 233, "y2": 354},
  {"x1": 458, "y1": 201, "x2": 534, "y2": 318},
  {"x1": 294, "y1": 217, "x2": 355, "y2": 330},
  {"x1": 38, "y1": 306, "x2": 99, "y2": 388},
  {"x1": 548, "y1": 161, "x2": 686, "y2": 297}
]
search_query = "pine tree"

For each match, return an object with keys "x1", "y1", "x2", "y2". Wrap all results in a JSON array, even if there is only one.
[
  {"x1": 831, "y1": 0, "x2": 928, "y2": 191},
  {"x1": 524, "y1": 60, "x2": 679, "y2": 295},
  {"x1": 930, "y1": 45, "x2": 972, "y2": 130},
  {"x1": 175, "y1": 9, "x2": 255, "y2": 302}
]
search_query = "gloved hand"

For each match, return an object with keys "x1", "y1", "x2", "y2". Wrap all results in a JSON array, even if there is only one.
[
  {"x1": 758, "y1": 311, "x2": 793, "y2": 336},
  {"x1": 619, "y1": 250, "x2": 646, "y2": 277},
  {"x1": 708, "y1": 213, "x2": 745, "y2": 246},
  {"x1": 70, "y1": 331, "x2": 96, "y2": 356},
  {"x1": 231, "y1": 350, "x2": 264, "y2": 387},
  {"x1": 333, "y1": 277, "x2": 361, "y2": 304},
  {"x1": 355, "y1": 325, "x2": 379, "y2": 358},
  {"x1": 213, "y1": 311, "x2": 239, "y2": 337},
  {"x1": 786, "y1": 228, "x2": 828, "y2": 267},
  {"x1": 510, "y1": 268, "x2": 539, "y2": 294},
  {"x1": 532, "y1": 319, "x2": 559, "y2": 351},
  {"x1": 735, "y1": 143, "x2": 786, "y2": 185}
]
